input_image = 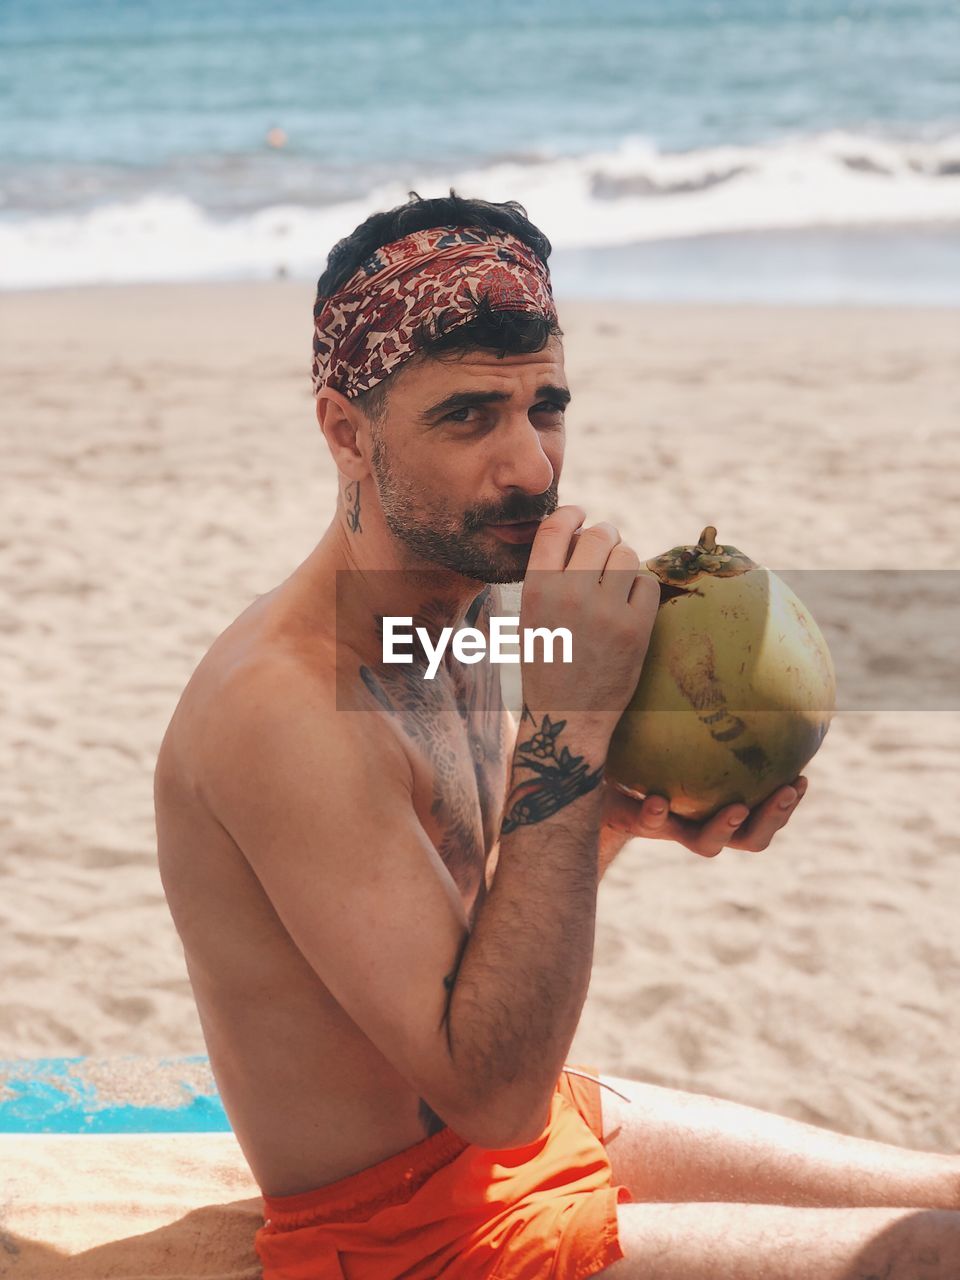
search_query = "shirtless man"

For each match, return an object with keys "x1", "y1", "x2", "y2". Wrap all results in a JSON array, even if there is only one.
[{"x1": 156, "y1": 194, "x2": 960, "y2": 1278}]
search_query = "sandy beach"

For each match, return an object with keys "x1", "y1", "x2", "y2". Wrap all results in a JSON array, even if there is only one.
[{"x1": 2, "y1": 282, "x2": 958, "y2": 1176}]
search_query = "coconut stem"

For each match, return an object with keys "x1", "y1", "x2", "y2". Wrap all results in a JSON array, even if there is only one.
[{"x1": 698, "y1": 526, "x2": 718, "y2": 553}]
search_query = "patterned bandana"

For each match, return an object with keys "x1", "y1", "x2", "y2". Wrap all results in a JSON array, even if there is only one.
[{"x1": 311, "y1": 225, "x2": 558, "y2": 399}]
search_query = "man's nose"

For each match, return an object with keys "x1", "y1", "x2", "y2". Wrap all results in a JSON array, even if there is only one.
[{"x1": 491, "y1": 416, "x2": 556, "y2": 495}]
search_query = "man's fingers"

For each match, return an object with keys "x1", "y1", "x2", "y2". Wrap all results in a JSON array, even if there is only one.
[
  {"x1": 688, "y1": 803, "x2": 750, "y2": 857},
  {"x1": 621, "y1": 776, "x2": 811, "y2": 858},
  {"x1": 633, "y1": 793, "x2": 669, "y2": 831},
  {"x1": 604, "y1": 542, "x2": 641, "y2": 574},
  {"x1": 526, "y1": 505, "x2": 586, "y2": 571},
  {"x1": 623, "y1": 801, "x2": 737, "y2": 857},
  {"x1": 729, "y1": 782, "x2": 804, "y2": 852},
  {"x1": 567, "y1": 522, "x2": 621, "y2": 572},
  {"x1": 627, "y1": 569, "x2": 661, "y2": 614},
  {"x1": 601, "y1": 543, "x2": 642, "y2": 600}
]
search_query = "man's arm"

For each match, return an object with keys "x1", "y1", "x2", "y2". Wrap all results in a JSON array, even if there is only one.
[
  {"x1": 442, "y1": 701, "x2": 609, "y2": 1142},
  {"x1": 446, "y1": 508, "x2": 657, "y2": 1139}
]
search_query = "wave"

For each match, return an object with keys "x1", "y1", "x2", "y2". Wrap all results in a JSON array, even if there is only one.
[{"x1": 2, "y1": 130, "x2": 959, "y2": 288}]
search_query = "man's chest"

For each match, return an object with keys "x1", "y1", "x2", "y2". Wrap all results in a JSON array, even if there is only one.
[{"x1": 358, "y1": 660, "x2": 507, "y2": 911}]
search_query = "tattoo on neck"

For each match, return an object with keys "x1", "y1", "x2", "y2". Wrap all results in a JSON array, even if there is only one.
[
  {"x1": 344, "y1": 480, "x2": 362, "y2": 533},
  {"x1": 501, "y1": 706, "x2": 603, "y2": 833},
  {"x1": 464, "y1": 586, "x2": 491, "y2": 628}
]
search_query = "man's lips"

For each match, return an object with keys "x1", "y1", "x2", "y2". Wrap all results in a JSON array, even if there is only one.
[{"x1": 486, "y1": 520, "x2": 541, "y2": 545}]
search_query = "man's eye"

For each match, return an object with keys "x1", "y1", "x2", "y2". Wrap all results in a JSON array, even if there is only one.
[{"x1": 448, "y1": 401, "x2": 568, "y2": 422}]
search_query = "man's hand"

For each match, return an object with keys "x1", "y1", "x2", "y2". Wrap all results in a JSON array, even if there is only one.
[
  {"x1": 600, "y1": 776, "x2": 809, "y2": 859},
  {"x1": 519, "y1": 505, "x2": 660, "y2": 746}
]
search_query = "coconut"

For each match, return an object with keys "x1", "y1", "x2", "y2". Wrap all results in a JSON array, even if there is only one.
[{"x1": 607, "y1": 527, "x2": 836, "y2": 821}]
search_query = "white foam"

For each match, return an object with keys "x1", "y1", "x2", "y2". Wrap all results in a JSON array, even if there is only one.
[{"x1": 2, "y1": 131, "x2": 959, "y2": 288}]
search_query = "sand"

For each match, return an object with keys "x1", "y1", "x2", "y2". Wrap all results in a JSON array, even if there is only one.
[
  {"x1": 1, "y1": 284, "x2": 958, "y2": 1269},
  {"x1": 0, "y1": 1133, "x2": 261, "y2": 1277}
]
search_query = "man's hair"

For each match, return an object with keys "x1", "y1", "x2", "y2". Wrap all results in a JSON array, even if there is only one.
[{"x1": 315, "y1": 190, "x2": 563, "y2": 422}]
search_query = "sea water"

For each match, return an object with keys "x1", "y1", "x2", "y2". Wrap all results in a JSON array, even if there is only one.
[{"x1": 1, "y1": 0, "x2": 958, "y2": 299}]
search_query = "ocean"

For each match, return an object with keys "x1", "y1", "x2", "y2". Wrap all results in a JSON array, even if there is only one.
[{"x1": 2, "y1": 0, "x2": 959, "y2": 299}]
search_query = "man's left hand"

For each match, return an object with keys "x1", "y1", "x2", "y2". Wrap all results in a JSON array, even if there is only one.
[{"x1": 601, "y1": 776, "x2": 809, "y2": 858}]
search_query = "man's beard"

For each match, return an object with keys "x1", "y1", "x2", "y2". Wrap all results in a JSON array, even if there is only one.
[{"x1": 370, "y1": 433, "x2": 558, "y2": 583}]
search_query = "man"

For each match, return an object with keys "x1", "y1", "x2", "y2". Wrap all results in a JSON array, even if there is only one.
[{"x1": 156, "y1": 193, "x2": 960, "y2": 1278}]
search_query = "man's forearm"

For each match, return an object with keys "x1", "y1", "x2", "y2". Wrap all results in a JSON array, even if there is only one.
[
  {"x1": 500, "y1": 707, "x2": 631, "y2": 881},
  {"x1": 443, "y1": 711, "x2": 606, "y2": 1145}
]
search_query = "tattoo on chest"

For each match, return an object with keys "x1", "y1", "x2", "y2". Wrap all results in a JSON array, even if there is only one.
[
  {"x1": 358, "y1": 589, "x2": 504, "y2": 905},
  {"x1": 501, "y1": 706, "x2": 603, "y2": 833}
]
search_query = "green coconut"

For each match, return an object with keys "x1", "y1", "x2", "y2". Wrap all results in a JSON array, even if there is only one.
[{"x1": 607, "y1": 527, "x2": 836, "y2": 821}]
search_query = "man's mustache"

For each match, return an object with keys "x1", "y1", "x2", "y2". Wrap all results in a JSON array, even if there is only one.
[{"x1": 462, "y1": 483, "x2": 559, "y2": 534}]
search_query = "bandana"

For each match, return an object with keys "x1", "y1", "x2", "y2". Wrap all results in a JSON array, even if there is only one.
[{"x1": 312, "y1": 225, "x2": 557, "y2": 399}]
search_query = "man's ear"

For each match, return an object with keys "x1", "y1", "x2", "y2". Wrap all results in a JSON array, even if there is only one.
[{"x1": 316, "y1": 388, "x2": 370, "y2": 480}]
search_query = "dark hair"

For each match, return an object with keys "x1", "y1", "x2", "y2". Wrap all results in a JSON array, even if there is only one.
[{"x1": 315, "y1": 190, "x2": 562, "y2": 421}]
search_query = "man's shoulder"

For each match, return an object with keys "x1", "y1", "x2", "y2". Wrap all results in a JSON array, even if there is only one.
[
  {"x1": 159, "y1": 619, "x2": 336, "y2": 781},
  {"x1": 175, "y1": 638, "x2": 411, "y2": 831},
  {"x1": 201, "y1": 636, "x2": 360, "y2": 760}
]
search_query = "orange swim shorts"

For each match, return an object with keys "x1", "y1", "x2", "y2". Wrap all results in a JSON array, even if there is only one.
[{"x1": 254, "y1": 1064, "x2": 633, "y2": 1279}]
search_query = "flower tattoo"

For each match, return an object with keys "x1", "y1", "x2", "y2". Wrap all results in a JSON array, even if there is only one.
[{"x1": 501, "y1": 708, "x2": 603, "y2": 832}]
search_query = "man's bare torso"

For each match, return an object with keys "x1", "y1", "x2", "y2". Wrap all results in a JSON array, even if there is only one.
[{"x1": 156, "y1": 569, "x2": 508, "y2": 1196}]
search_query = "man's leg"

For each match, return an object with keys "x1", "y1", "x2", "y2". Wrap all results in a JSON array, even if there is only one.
[
  {"x1": 597, "y1": 1202, "x2": 960, "y2": 1278},
  {"x1": 598, "y1": 1075, "x2": 959, "y2": 1210}
]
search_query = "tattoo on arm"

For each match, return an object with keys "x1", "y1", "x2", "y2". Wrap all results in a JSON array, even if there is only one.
[
  {"x1": 418, "y1": 1096, "x2": 447, "y2": 1137},
  {"x1": 439, "y1": 929, "x2": 470, "y2": 1054},
  {"x1": 501, "y1": 706, "x2": 603, "y2": 833},
  {"x1": 344, "y1": 480, "x2": 362, "y2": 533}
]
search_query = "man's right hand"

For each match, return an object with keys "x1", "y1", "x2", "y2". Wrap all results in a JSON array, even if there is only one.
[{"x1": 518, "y1": 505, "x2": 660, "y2": 746}]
